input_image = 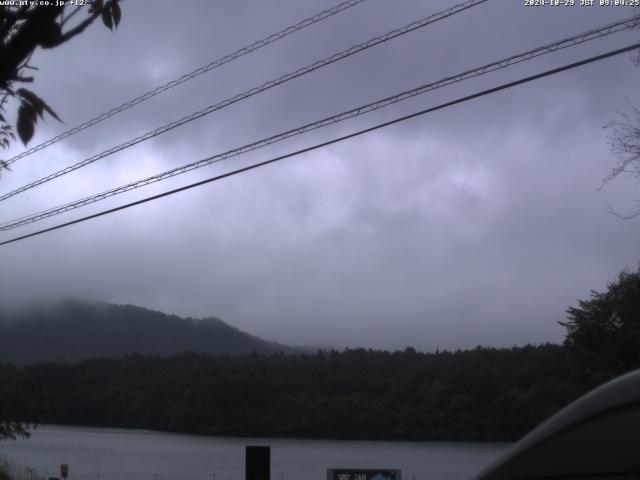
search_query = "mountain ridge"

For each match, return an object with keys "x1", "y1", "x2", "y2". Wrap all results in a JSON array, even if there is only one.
[{"x1": 0, "y1": 299, "x2": 294, "y2": 364}]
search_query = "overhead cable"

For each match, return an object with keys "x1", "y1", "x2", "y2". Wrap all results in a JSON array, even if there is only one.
[
  {"x1": 1, "y1": 42, "x2": 638, "y2": 247},
  {"x1": 2, "y1": 13, "x2": 639, "y2": 231},
  {"x1": 3, "y1": 0, "x2": 370, "y2": 167},
  {"x1": 0, "y1": 0, "x2": 490, "y2": 201}
]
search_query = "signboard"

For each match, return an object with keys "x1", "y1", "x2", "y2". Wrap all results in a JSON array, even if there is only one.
[
  {"x1": 327, "y1": 469, "x2": 401, "y2": 480},
  {"x1": 60, "y1": 465, "x2": 69, "y2": 479}
]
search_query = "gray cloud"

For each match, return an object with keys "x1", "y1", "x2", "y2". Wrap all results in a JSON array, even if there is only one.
[{"x1": 1, "y1": 0, "x2": 639, "y2": 351}]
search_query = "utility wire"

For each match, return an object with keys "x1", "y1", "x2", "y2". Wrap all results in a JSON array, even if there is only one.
[
  {"x1": 3, "y1": 0, "x2": 369, "y2": 167},
  {"x1": 0, "y1": 0, "x2": 490, "y2": 202},
  {"x1": 1, "y1": 42, "x2": 638, "y2": 247},
  {"x1": 1, "y1": 13, "x2": 638, "y2": 231}
]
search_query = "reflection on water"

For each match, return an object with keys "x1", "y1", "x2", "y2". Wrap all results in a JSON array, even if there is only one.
[{"x1": 0, "y1": 425, "x2": 507, "y2": 480}]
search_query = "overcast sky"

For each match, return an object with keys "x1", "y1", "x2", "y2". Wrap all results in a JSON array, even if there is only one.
[{"x1": 0, "y1": 0, "x2": 639, "y2": 351}]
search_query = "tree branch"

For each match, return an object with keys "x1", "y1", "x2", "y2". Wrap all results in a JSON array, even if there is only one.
[
  {"x1": 607, "y1": 202, "x2": 640, "y2": 220},
  {"x1": 57, "y1": 0, "x2": 123, "y2": 45},
  {"x1": 0, "y1": 5, "x2": 63, "y2": 82},
  {"x1": 60, "y1": 5, "x2": 83, "y2": 28},
  {"x1": 55, "y1": 9, "x2": 102, "y2": 45}
]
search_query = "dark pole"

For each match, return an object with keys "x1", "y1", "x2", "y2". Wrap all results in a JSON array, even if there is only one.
[{"x1": 246, "y1": 446, "x2": 270, "y2": 480}]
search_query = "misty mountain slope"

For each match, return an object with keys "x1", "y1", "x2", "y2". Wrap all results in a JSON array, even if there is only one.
[{"x1": 0, "y1": 300, "x2": 293, "y2": 364}]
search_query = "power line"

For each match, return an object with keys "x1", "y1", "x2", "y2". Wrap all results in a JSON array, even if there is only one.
[
  {"x1": 3, "y1": 0, "x2": 369, "y2": 167},
  {"x1": 2, "y1": 13, "x2": 638, "y2": 232},
  {"x1": 1, "y1": 42, "x2": 638, "y2": 247},
  {"x1": 0, "y1": 0, "x2": 490, "y2": 202}
]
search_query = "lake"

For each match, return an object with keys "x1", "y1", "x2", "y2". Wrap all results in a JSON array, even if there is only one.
[{"x1": 0, "y1": 425, "x2": 507, "y2": 480}]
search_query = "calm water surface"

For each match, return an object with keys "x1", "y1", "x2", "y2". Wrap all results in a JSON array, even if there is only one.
[{"x1": 0, "y1": 425, "x2": 507, "y2": 480}]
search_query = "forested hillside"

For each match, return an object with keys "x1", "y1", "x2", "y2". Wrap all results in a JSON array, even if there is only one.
[
  {"x1": 0, "y1": 345, "x2": 582, "y2": 441},
  {"x1": 2, "y1": 268, "x2": 637, "y2": 442},
  {"x1": 0, "y1": 300, "x2": 292, "y2": 364}
]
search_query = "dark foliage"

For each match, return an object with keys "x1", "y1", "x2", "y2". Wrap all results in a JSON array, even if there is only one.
[
  {"x1": 0, "y1": 388, "x2": 30, "y2": 440},
  {"x1": 560, "y1": 266, "x2": 640, "y2": 388},
  {"x1": 0, "y1": 344, "x2": 580, "y2": 442},
  {"x1": 0, "y1": 0, "x2": 121, "y2": 163}
]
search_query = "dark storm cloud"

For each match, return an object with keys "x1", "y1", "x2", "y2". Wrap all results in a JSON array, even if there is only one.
[{"x1": 0, "y1": 0, "x2": 639, "y2": 350}]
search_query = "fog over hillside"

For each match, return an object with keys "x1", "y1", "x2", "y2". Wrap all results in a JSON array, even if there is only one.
[{"x1": 0, "y1": 300, "x2": 294, "y2": 364}]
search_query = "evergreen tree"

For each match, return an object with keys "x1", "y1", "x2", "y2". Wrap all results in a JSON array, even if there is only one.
[{"x1": 560, "y1": 265, "x2": 640, "y2": 386}]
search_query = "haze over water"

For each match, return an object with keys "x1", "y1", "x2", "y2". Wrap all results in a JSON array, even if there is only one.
[{"x1": 0, "y1": 425, "x2": 506, "y2": 480}]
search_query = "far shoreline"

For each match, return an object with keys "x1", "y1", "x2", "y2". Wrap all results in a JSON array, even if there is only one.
[{"x1": 18, "y1": 423, "x2": 515, "y2": 445}]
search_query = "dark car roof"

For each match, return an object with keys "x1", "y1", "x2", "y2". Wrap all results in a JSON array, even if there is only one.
[{"x1": 472, "y1": 368, "x2": 640, "y2": 480}]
